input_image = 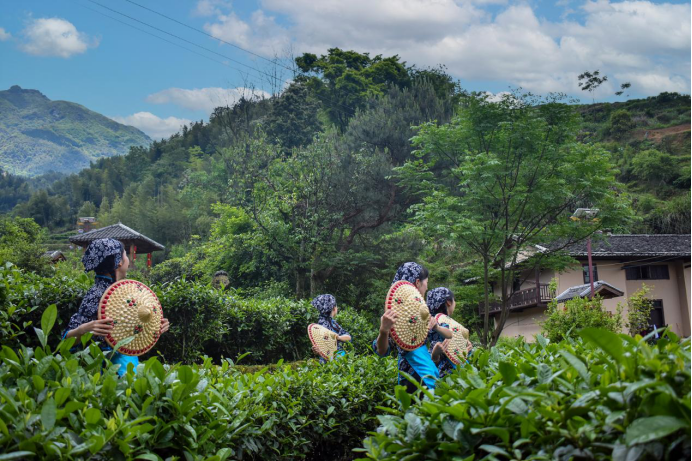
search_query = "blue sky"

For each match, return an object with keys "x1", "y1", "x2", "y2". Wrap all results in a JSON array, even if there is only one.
[{"x1": 1, "y1": 0, "x2": 689, "y2": 139}]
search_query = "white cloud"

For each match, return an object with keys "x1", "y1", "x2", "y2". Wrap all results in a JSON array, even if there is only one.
[
  {"x1": 0, "y1": 28, "x2": 11, "y2": 41},
  {"x1": 197, "y1": 0, "x2": 690, "y2": 97},
  {"x1": 111, "y1": 112, "x2": 192, "y2": 140},
  {"x1": 146, "y1": 87, "x2": 270, "y2": 113},
  {"x1": 20, "y1": 18, "x2": 98, "y2": 58}
]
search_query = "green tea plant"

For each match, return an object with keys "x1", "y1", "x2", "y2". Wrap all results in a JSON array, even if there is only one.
[
  {"x1": 357, "y1": 329, "x2": 690, "y2": 460},
  {"x1": 0, "y1": 306, "x2": 398, "y2": 460},
  {"x1": 0, "y1": 265, "x2": 378, "y2": 364}
]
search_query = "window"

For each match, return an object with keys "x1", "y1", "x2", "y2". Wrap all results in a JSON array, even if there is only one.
[
  {"x1": 582, "y1": 264, "x2": 599, "y2": 284},
  {"x1": 625, "y1": 265, "x2": 670, "y2": 280},
  {"x1": 512, "y1": 278, "x2": 522, "y2": 292},
  {"x1": 649, "y1": 300, "x2": 665, "y2": 328}
]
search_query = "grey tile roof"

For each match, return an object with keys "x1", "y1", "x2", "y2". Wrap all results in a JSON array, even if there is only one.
[
  {"x1": 564, "y1": 234, "x2": 690, "y2": 258},
  {"x1": 555, "y1": 281, "x2": 625, "y2": 303},
  {"x1": 69, "y1": 222, "x2": 165, "y2": 253}
]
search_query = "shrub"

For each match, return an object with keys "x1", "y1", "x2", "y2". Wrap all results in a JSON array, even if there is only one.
[
  {"x1": 358, "y1": 329, "x2": 691, "y2": 460},
  {"x1": 608, "y1": 109, "x2": 635, "y2": 138},
  {"x1": 0, "y1": 265, "x2": 379, "y2": 365},
  {"x1": 0, "y1": 310, "x2": 398, "y2": 460},
  {"x1": 0, "y1": 216, "x2": 49, "y2": 275},
  {"x1": 540, "y1": 295, "x2": 622, "y2": 343},
  {"x1": 624, "y1": 285, "x2": 654, "y2": 336}
]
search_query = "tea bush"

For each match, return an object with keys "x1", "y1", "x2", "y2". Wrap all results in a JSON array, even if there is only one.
[
  {"x1": 358, "y1": 329, "x2": 690, "y2": 460},
  {"x1": 0, "y1": 264, "x2": 379, "y2": 364},
  {"x1": 0, "y1": 309, "x2": 398, "y2": 460}
]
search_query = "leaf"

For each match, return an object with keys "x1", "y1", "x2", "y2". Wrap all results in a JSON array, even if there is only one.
[
  {"x1": 110, "y1": 335, "x2": 136, "y2": 356},
  {"x1": 579, "y1": 328, "x2": 623, "y2": 362},
  {"x1": 625, "y1": 416, "x2": 687, "y2": 446},
  {"x1": 133, "y1": 454, "x2": 160, "y2": 461},
  {"x1": 85, "y1": 407, "x2": 102, "y2": 425},
  {"x1": 498, "y1": 361, "x2": 517, "y2": 384},
  {"x1": 0, "y1": 452, "x2": 35, "y2": 460},
  {"x1": 405, "y1": 412, "x2": 423, "y2": 442},
  {"x1": 537, "y1": 364, "x2": 552, "y2": 384},
  {"x1": 41, "y1": 398, "x2": 56, "y2": 431},
  {"x1": 33, "y1": 328, "x2": 47, "y2": 349},
  {"x1": 480, "y1": 445, "x2": 510, "y2": 457},
  {"x1": 396, "y1": 386, "x2": 411, "y2": 411},
  {"x1": 559, "y1": 350, "x2": 590, "y2": 382},
  {"x1": 41, "y1": 304, "x2": 57, "y2": 337},
  {"x1": 178, "y1": 365, "x2": 193, "y2": 384}
]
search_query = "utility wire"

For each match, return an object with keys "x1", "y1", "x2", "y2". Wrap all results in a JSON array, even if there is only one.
[
  {"x1": 84, "y1": 0, "x2": 283, "y2": 85},
  {"x1": 72, "y1": 0, "x2": 241, "y2": 72},
  {"x1": 121, "y1": 0, "x2": 297, "y2": 74}
]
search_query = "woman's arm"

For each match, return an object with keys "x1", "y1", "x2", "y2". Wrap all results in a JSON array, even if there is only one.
[
  {"x1": 64, "y1": 318, "x2": 114, "y2": 339},
  {"x1": 431, "y1": 342, "x2": 446, "y2": 362},
  {"x1": 337, "y1": 334, "x2": 352, "y2": 342},
  {"x1": 376, "y1": 310, "x2": 397, "y2": 356}
]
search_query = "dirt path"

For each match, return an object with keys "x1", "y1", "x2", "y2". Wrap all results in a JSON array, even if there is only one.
[{"x1": 632, "y1": 123, "x2": 691, "y2": 141}]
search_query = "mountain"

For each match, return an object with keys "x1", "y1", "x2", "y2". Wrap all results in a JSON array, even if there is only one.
[{"x1": 0, "y1": 86, "x2": 151, "y2": 176}]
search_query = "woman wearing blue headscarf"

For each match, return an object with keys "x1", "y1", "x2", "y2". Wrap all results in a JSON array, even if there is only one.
[
  {"x1": 311, "y1": 294, "x2": 351, "y2": 364},
  {"x1": 426, "y1": 287, "x2": 461, "y2": 377},
  {"x1": 64, "y1": 238, "x2": 170, "y2": 376},
  {"x1": 372, "y1": 262, "x2": 451, "y2": 391}
]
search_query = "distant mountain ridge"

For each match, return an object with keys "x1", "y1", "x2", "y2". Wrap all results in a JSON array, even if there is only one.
[{"x1": 0, "y1": 86, "x2": 151, "y2": 176}]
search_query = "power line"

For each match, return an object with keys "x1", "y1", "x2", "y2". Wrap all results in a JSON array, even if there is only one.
[
  {"x1": 71, "y1": 0, "x2": 238, "y2": 71},
  {"x1": 83, "y1": 0, "x2": 358, "y2": 118},
  {"x1": 121, "y1": 0, "x2": 297, "y2": 74},
  {"x1": 84, "y1": 0, "x2": 283, "y2": 85}
]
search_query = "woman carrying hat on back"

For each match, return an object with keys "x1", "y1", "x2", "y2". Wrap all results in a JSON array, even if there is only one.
[
  {"x1": 372, "y1": 262, "x2": 452, "y2": 392},
  {"x1": 64, "y1": 238, "x2": 170, "y2": 376},
  {"x1": 312, "y1": 294, "x2": 352, "y2": 364}
]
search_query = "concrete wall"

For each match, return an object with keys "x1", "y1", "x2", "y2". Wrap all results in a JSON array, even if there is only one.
[{"x1": 494, "y1": 259, "x2": 691, "y2": 339}]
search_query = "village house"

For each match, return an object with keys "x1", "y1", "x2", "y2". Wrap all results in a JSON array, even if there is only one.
[{"x1": 483, "y1": 234, "x2": 691, "y2": 339}]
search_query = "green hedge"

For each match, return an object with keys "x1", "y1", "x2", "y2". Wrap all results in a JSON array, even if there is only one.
[
  {"x1": 0, "y1": 312, "x2": 398, "y2": 460},
  {"x1": 0, "y1": 265, "x2": 379, "y2": 365},
  {"x1": 358, "y1": 329, "x2": 690, "y2": 460}
]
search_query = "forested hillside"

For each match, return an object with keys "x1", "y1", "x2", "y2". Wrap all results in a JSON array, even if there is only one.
[{"x1": 1, "y1": 49, "x2": 689, "y2": 308}]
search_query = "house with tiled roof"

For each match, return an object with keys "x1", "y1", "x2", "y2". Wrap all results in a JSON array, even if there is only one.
[
  {"x1": 483, "y1": 234, "x2": 691, "y2": 339},
  {"x1": 69, "y1": 222, "x2": 165, "y2": 267}
]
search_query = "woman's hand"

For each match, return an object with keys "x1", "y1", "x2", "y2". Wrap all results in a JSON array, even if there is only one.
[
  {"x1": 427, "y1": 316, "x2": 439, "y2": 332},
  {"x1": 160, "y1": 318, "x2": 170, "y2": 334},
  {"x1": 379, "y1": 310, "x2": 397, "y2": 334},
  {"x1": 312, "y1": 345, "x2": 322, "y2": 356},
  {"x1": 337, "y1": 335, "x2": 352, "y2": 342},
  {"x1": 466, "y1": 341, "x2": 473, "y2": 353},
  {"x1": 80, "y1": 318, "x2": 114, "y2": 336}
]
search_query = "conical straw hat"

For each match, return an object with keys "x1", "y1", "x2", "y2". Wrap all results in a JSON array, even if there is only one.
[
  {"x1": 308, "y1": 323, "x2": 338, "y2": 361},
  {"x1": 98, "y1": 279, "x2": 163, "y2": 356},
  {"x1": 385, "y1": 281, "x2": 430, "y2": 351},
  {"x1": 435, "y1": 313, "x2": 470, "y2": 365}
]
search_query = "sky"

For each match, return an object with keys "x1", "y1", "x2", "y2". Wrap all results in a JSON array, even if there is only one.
[{"x1": 0, "y1": 0, "x2": 690, "y2": 139}]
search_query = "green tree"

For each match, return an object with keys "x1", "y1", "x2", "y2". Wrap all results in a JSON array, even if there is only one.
[
  {"x1": 578, "y1": 70, "x2": 608, "y2": 103},
  {"x1": 397, "y1": 92, "x2": 633, "y2": 346},
  {"x1": 77, "y1": 200, "x2": 97, "y2": 218},
  {"x1": 623, "y1": 285, "x2": 654, "y2": 336},
  {"x1": 608, "y1": 109, "x2": 635, "y2": 138},
  {"x1": 0, "y1": 216, "x2": 49, "y2": 274},
  {"x1": 296, "y1": 48, "x2": 411, "y2": 129},
  {"x1": 265, "y1": 83, "x2": 322, "y2": 150},
  {"x1": 224, "y1": 130, "x2": 395, "y2": 298}
]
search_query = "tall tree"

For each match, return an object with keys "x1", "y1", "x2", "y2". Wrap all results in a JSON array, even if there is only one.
[{"x1": 397, "y1": 92, "x2": 633, "y2": 346}]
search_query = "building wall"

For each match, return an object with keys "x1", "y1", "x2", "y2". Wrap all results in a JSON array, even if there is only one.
[{"x1": 494, "y1": 259, "x2": 691, "y2": 339}]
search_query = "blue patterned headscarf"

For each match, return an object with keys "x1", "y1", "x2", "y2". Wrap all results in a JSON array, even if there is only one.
[
  {"x1": 82, "y1": 238, "x2": 124, "y2": 273},
  {"x1": 426, "y1": 287, "x2": 453, "y2": 316},
  {"x1": 392, "y1": 262, "x2": 424, "y2": 285},
  {"x1": 312, "y1": 294, "x2": 337, "y2": 317}
]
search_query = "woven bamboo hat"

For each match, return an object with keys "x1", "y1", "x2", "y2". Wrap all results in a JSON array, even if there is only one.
[
  {"x1": 385, "y1": 281, "x2": 431, "y2": 351},
  {"x1": 435, "y1": 313, "x2": 470, "y2": 365},
  {"x1": 98, "y1": 279, "x2": 164, "y2": 356},
  {"x1": 308, "y1": 323, "x2": 338, "y2": 361}
]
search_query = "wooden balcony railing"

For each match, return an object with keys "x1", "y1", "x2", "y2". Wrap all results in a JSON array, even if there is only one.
[{"x1": 479, "y1": 284, "x2": 554, "y2": 315}]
